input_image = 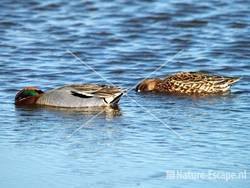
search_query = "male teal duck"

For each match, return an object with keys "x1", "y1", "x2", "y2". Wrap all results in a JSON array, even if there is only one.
[
  {"x1": 136, "y1": 72, "x2": 240, "y2": 96},
  {"x1": 15, "y1": 84, "x2": 123, "y2": 108}
]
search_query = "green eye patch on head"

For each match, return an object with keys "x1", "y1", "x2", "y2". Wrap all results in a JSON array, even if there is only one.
[{"x1": 23, "y1": 90, "x2": 38, "y2": 96}]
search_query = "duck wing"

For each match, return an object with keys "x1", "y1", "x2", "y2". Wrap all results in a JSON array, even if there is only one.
[{"x1": 69, "y1": 84, "x2": 124, "y2": 104}]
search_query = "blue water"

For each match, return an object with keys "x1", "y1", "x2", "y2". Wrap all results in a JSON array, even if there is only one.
[{"x1": 0, "y1": 0, "x2": 250, "y2": 187}]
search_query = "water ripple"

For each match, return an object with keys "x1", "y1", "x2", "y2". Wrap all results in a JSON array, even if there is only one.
[{"x1": 0, "y1": 0, "x2": 250, "y2": 188}]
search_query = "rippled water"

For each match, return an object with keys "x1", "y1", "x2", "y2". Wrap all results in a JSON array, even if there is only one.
[{"x1": 0, "y1": 0, "x2": 250, "y2": 187}]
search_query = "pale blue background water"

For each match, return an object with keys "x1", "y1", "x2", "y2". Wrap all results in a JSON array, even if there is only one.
[{"x1": 0, "y1": 0, "x2": 250, "y2": 187}]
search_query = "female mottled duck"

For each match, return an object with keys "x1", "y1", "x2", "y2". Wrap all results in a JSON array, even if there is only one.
[{"x1": 136, "y1": 72, "x2": 240, "y2": 96}]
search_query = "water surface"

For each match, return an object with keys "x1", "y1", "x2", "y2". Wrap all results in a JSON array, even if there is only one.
[{"x1": 0, "y1": 0, "x2": 250, "y2": 187}]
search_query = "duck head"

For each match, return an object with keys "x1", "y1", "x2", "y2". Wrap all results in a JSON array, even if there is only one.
[
  {"x1": 15, "y1": 87, "x2": 44, "y2": 106},
  {"x1": 136, "y1": 79, "x2": 161, "y2": 92}
]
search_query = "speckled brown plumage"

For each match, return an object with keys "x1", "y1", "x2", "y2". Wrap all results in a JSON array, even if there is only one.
[{"x1": 136, "y1": 72, "x2": 240, "y2": 96}]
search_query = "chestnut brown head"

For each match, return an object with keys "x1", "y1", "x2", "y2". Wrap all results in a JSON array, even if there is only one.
[
  {"x1": 15, "y1": 87, "x2": 44, "y2": 106},
  {"x1": 135, "y1": 79, "x2": 161, "y2": 92}
]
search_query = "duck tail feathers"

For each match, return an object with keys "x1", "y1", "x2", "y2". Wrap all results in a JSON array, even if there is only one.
[
  {"x1": 104, "y1": 92, "x2": 123, "y2": 105},
  {"x1": 227, "y1": 77, "x2": 241, "y2": 85}
]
